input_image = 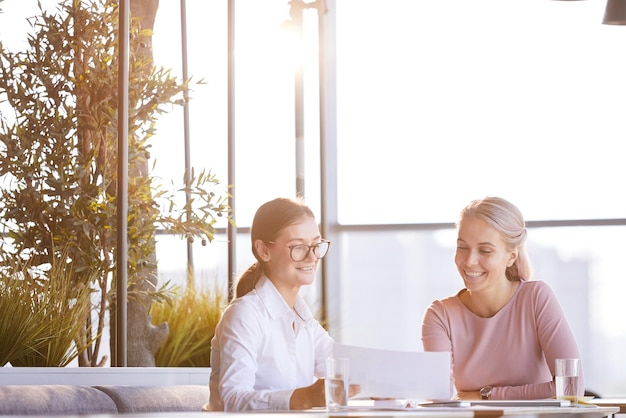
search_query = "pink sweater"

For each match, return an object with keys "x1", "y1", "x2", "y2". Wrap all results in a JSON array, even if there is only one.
[{"x1": 422, "y1": 280, "x2": 583, "y2": 400}]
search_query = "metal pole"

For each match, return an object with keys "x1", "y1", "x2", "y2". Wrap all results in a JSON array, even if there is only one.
[
  {"x1": 116, "y1": 0, "x2": 130, "y2": 367},
  {"x1": 317, "y1": 0, "x2": 328, "y2": 329},
  {"x1": 317, "y1": 0, "x2": 338, "y2": 333},
  {"x1": 180, "y1": 0, "x2": 195, "y2": 286},
  {"x1": 227, "y1": 0, "x2": 237, "y2": 301},
  {"x1": 291, "y1": 0, "x2": 305, "y2": 200}
]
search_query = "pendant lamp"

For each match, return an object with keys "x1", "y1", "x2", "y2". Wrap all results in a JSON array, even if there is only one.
[{"x1": 603, "y1": 0, "x2": 626, "y2": 25}]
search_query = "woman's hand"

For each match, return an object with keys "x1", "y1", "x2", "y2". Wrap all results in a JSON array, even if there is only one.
[
  {"x1": 289, "y1": 379, "x2": 362, "y2": 410},
  {"x1": 349, "y1": 384, "x2": 362, "y2": 398},
  {"x1": 454, "y1": 390, "x2": 481, "y2": 400},
  {"x1": 290, "y1": 379, "x2": 326, "y2": 410}
]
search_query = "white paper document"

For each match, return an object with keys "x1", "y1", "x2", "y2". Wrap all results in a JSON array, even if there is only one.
[{"x1": 332, "y1": 343, "x2": 452, "y2": 401}]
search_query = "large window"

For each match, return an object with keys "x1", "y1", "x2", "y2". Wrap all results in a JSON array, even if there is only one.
[
  {"x1": 328, "y1": 226, "x2": 626, "y2": 396},
  {"x1": 335, "y1": 0, "x2": 626, "y2": 224},
  {"x1": 331, "y1": 0, "x2": 626, "y2": 397}
]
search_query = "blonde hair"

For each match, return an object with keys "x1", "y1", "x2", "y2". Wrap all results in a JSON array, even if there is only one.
[
  {"x1": 459, "y1": 196, "x2": 532, "y2": 281},
  {"x1": 234, "y1": 197, "x2": 315, "y2": 298}
]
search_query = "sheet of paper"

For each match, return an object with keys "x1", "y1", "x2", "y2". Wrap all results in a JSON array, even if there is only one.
[{"x1": 332, "y1": 343, "x2": 452, "y2": 400}]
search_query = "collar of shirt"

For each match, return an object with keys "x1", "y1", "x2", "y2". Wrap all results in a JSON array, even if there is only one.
[{"x1": 255, "y1": 275, "x2": 314, "y2": 324}]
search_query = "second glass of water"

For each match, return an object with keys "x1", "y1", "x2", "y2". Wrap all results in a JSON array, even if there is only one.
[{"x1": 555, "y1": 358, "x2": 579, "y2": 405}]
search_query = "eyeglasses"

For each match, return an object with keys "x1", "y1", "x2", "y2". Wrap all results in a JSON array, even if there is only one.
[{"x1": 268, "y1": 240, "x2": 331, "y2": 262}]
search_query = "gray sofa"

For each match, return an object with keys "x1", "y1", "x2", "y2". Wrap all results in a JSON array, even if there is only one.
[{"x1": 0, "y1": 384, "x2": 209, "y2": 415}]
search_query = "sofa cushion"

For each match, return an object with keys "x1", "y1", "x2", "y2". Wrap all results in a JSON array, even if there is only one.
[
  {"x1": 94, "y1": 384, "x2": 209, "y2": 413},
  {"x1": 0, "y1": 384, "x2": 118, "y2": 415}
]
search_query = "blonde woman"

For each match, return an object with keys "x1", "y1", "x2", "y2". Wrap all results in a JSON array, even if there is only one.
[{"x1": 422, "y1": 196, "x2": 583, "y2": 400}]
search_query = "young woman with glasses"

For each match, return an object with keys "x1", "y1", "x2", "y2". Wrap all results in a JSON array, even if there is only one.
[{"x1": 206, "y1": 197, "x2": 352, "y2": 411}]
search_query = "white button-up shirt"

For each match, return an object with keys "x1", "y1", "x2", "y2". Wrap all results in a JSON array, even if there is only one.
[{"x1": 208, "y1": 275, "x2": 333, "y2": 411}]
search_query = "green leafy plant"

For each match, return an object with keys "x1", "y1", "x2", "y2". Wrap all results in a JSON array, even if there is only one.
[
  {"x1": 151, "y1": 285, "x2": 226, "y2": 367},
  {"x1": 0, "y1": 250, "x2": 95, "y2": 367},
  {"x1": 0, "y1": 0, "x2": 231, "y2": 366}
]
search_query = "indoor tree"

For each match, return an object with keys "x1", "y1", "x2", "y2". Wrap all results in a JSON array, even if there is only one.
[{"x1": 0, "y1": 0, "x2": 230, "y2": 366}]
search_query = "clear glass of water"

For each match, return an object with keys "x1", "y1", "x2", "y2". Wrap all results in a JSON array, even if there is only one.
[
  {"x1": 325, "y1": 357, "x2": 349, "y2": 411},
  {"x1": 555, "y1": 358, "x2": 579, "y2": 405}
]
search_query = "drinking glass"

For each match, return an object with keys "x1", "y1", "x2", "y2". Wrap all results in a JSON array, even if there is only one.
[
  {"x1": 555, "y1": 358, "x2": 579, "y2": 405},
  {"x1": 325, "y1": 357, "x2": 349, "y2": 411}
]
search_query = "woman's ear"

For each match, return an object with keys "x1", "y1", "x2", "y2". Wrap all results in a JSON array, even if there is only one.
[
  {"x1": 507, "y1": 248, "x2": 519, "y2": 267},
  {"x1": 254, "y1": 239, "x2": 271, "y2": 262}
]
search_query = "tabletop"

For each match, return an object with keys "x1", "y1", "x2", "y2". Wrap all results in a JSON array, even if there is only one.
[
  {"x1": 0, "y1": 405, "x2": 617, "y2": 418},
  {"x1": 590, "y1": 399, "x2": 626, "y2": 414}
]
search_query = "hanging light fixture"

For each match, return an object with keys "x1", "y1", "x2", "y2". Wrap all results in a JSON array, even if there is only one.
[{"x1": 603, "y1": 0, "x2": 626, "y2": 25}]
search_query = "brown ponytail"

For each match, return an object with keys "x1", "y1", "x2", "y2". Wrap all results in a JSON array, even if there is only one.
[{"x1": 234, "y1": 262, "x2": 264, "y2": 298}]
